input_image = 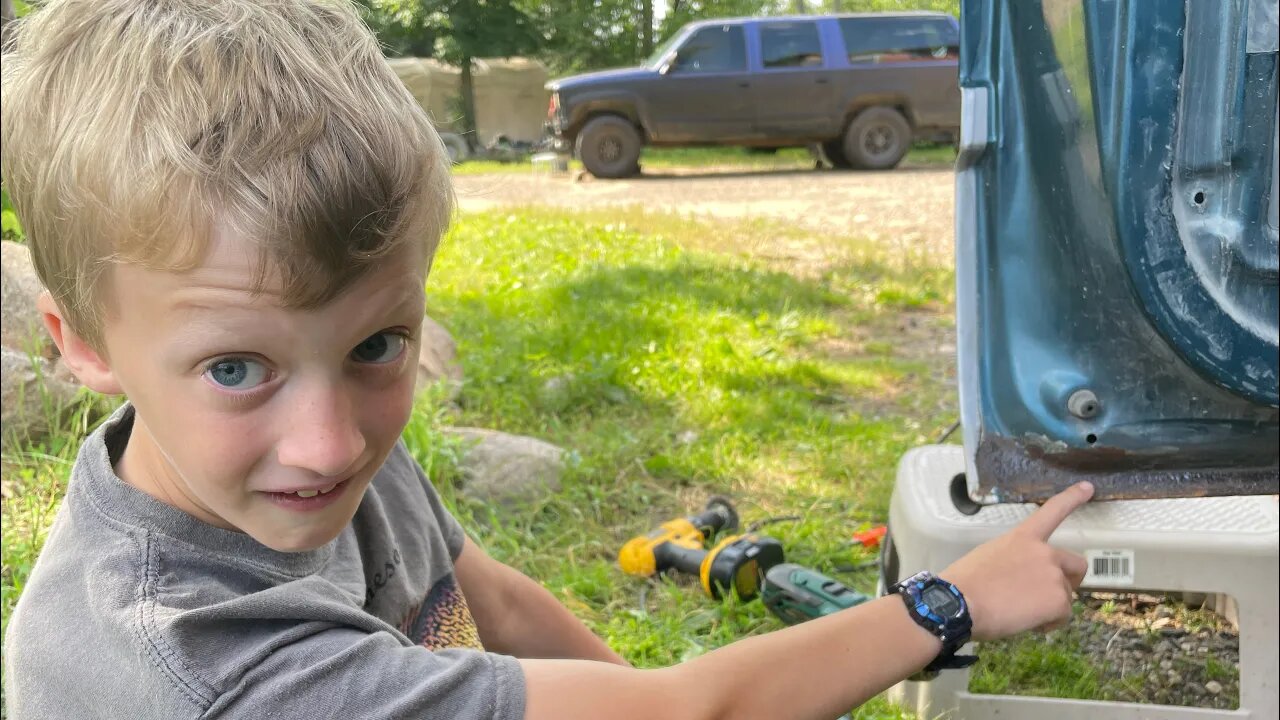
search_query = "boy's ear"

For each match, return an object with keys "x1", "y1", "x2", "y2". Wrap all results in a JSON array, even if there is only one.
[{"x1": 36, "y1": 292, "x2": 124, "y2": 395}]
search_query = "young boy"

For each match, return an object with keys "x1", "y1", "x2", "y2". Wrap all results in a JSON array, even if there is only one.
[{"x1": 1, "y1": 1, "x2": 1093, "y2": 718}]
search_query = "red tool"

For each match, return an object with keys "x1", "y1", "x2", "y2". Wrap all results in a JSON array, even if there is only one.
[{"x1": 852, "y1": 525, "x2": 887, "y2": 550}]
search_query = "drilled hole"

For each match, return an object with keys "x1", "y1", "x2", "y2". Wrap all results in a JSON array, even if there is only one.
[
  {"x1": 1086, "y1": 433, "x2": 1098, "y2": 444},
  {"x1": 1193, "y1": 190, "x2": 1206, "y2": 205}
]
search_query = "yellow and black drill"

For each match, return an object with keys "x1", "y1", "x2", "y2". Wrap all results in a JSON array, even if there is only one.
[{"x1": 618, "y1": 498, "x2": 785, "y2": 600}]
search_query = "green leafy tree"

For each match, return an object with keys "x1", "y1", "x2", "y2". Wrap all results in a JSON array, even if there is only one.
[
  {"x1": 523, "y1": 0, "x2": 780, "y2": 76},
  {"x1": 428, "y1": 0, "x2": 541, "y2": 148},
  {"x1": 658, "y1": 0, "x2": 783, "y2": 45},
  {"x1": 354, "y1": 0, "x2": 440, "y2": 57},
  {"x1": 816, "y1": 0, "x2": 959, "y2": 15},
  {"x1": 520, "y1": 0, "x2": 652, "y2": 74}
]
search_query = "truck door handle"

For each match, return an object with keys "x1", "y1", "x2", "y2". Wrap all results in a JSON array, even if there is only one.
[
  {"x1": 738, "y1": 81, "x2": 750, "y2": 88},
  {"x1": 815, "y1": 77, "x2": 830, "y2": 84}
]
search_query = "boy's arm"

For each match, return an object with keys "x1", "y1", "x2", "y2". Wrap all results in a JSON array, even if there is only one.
[
  {"x1": 523, "y1": 590, "x2": 938, "y2": 719},
  {"x1": 519, "y1": 482, "x2": 1094, "y2": 720},
  {"x1": 455, "y1": 537, "x2": 629, "y2": 665}
]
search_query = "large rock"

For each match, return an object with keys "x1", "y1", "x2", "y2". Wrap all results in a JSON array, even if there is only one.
[
  {"x1": 417, "y1": 315, "x2": 463, "y2": 399},
  {"x1": 1, "y1": 346, "x2": 82, "y2": 449},
  {"x1": 445, "y1": 427, "x2": 564, "y2": 505},
  {"x1": 1, "y1": 240, "x2": 53, "y2": 357}
]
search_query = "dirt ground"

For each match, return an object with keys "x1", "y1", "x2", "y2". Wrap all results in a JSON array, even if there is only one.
[{"x1": 453, "y1": 163, "x2": 955, "y2": 251}]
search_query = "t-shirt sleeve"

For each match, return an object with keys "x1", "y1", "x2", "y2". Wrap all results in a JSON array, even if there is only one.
[
  {"x1": 393, "y1": 440, "x2": 467, "y2": 561},
  {"x1": 204, "y1": 626, "x2": 525, "y2": 720}
]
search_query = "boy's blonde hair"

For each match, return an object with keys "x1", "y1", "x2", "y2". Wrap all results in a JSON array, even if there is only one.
[{"x1": 1, "y1": 0, "x2": 453, "y2": 351}]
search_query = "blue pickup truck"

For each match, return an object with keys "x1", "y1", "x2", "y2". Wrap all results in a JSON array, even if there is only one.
[{"x1": 545, "y1": 12, "x2": 960, "y2": 178}]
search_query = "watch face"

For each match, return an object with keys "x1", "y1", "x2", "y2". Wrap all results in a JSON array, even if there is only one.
[{"x1": 923, "y1": 585, "x2": 960, "y2": 617}]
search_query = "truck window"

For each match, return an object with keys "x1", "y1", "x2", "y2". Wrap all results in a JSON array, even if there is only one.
[
  {"x1": 840, "y1": 17, "x2": 959, "y2": 64},
  {"x1": 672, "y1": 25, "x2": 747, "y2": 73},
  {"x1": 760, "y1": 21, "x2": 823, "y2": 68}
]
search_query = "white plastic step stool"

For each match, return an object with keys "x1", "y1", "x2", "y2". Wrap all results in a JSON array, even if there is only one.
[
  {"x1": 882, "y1": 445, "x2": 1279, "y2": 720},
  {"x1": 530, "y1": 151, "x2": 568, "y2": 176}
]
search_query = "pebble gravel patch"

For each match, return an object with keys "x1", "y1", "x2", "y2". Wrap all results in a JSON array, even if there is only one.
[
  {"x1": 452, "y1": 164, "x2": 956, "y2": 261},
  {"x1": 978, "y1": 591, "x2": 1241, "y2": 710}
]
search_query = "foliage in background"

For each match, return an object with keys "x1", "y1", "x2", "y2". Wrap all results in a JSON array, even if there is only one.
[
  {"x1": 354, "y1": 0, "x2": 441, "y2": 57},
  {"x1": 813, "y1": 0, "x2": 959, "y2": 15},
  {"x1": 521, "y1": 0, "x2": 656, "y2": 74},
  {"x1": 1, "y1": 186, "x2": 24, "y2": 242},
  {"x1": 356, "y1": 0, "x2": 541, "y2": 145},
  {"x1": 358, "y1": 0, "x2": 960, "y2": 77}
]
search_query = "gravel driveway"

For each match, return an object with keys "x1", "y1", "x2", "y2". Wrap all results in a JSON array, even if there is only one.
[{"x1": 453, "y1": 164, "x2": 955, "y2": 252}]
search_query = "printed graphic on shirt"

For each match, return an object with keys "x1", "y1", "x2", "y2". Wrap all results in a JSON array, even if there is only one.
[{"x1": 400, "y1": 572, "x2": 484, "y2": 651}]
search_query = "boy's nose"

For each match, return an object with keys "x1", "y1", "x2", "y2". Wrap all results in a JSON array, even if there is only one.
[{"x1": 275, "y1": 383, "x2": 367, "y2": 479}]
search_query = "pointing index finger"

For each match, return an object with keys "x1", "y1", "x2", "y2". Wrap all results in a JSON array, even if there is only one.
[{"x1": 1016, "y1": 482, "x2": 1095, "y2": 540}]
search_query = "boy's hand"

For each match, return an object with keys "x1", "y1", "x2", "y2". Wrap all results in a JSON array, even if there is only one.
[{"x1": 939, "y1": 481, "x2": 1094, "y2": 642}]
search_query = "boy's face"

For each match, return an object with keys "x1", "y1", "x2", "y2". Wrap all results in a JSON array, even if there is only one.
[{"x1": 90, "y1": 226, "x2": 429, "y2": 552}]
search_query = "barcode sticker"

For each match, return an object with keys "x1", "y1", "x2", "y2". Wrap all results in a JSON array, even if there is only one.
[{"x1": 1083, "y1": 549, "x2": 1135, "y2": 587}]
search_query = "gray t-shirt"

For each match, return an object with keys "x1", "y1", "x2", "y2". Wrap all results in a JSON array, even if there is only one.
[{"x1": 3, "y1": 404, "x2": 526, "y2": 719}]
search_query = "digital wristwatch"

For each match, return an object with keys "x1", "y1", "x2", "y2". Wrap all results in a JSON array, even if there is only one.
[{"x1": 888, "y1": 571, "x2": 978, "y2": 680}]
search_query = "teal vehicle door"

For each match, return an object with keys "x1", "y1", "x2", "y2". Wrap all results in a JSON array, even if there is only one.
[{"x1": 956, "y1": 0, "x2": 1278, "y2": 502}]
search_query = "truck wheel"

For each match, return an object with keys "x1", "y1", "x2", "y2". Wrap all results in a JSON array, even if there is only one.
[
  {"x1": 842, "y1": 107, "x2": 911, "y2": 170},
  {"x1": 821, "y1": 139, "x2": 852, "y2": 169},
  {"x1": 576, "y1": 116, "x2": 642, "y2": 179}
]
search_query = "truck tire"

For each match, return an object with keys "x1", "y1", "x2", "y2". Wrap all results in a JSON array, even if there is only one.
[
  {"x1": 842, "y1": 107, "x2": 911, "y2": 170},
  {"x1": 821, "y1": 139, "x2": 852, "y2": 169},
  {"x1": 576, "y1": 116, "x2": 642, "y2": 179}
]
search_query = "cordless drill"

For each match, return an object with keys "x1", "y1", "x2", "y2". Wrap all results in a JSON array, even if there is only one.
[{"x1": 618, "y1": 498, "x2": 785, "y2": 600}]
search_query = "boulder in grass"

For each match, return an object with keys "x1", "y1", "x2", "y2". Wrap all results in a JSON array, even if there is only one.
[
  {"x1": 1, "y1": 346, "x2": 83, "y2": 450},
  {"x1": 444, "y1": 427, "x2": 564, "y2": 505},
  {"x1": 417, "y1": 315, "x2": 463, "y2": 400},
  {"x1": 1, "y1": 240, "x2": 53, "y2": 358}
]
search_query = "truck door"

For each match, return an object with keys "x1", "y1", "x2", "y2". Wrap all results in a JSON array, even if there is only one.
[
  {"x1": 956, "y1": 0, "x2": 1278, "y2": 502},
  {"x1": 748, "y1": 20, "x2": 840, "y2": 139},
  {"x1": 645, "y1": 24, "x2": 754, "y2": 143}
]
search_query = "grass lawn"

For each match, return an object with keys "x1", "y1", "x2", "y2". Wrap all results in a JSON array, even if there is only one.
[{"x1": 418, "y1": 207, "x2": 958, "y2": 718}]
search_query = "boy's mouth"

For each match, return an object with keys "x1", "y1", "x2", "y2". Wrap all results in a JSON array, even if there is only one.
[{"x1": 262, "y1": 478, "x2": 352, "y2": 510}]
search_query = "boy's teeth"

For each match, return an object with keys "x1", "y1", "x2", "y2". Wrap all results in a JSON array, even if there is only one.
[{"x1": 290, "y1": 484, "x2": 338, "y2": 498}]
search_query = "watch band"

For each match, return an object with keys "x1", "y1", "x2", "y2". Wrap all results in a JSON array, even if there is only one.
[{"x1": 889, "y1": 571, "x2": 978, "y2": 680}]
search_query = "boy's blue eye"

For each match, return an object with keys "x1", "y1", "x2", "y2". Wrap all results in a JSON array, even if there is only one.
[
  {"x1": 204, "y1": 358, "x2": 269, "y2": 389},
  {"x1": 351, "y1": 332, "x2": 406, "y2": 364}
]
